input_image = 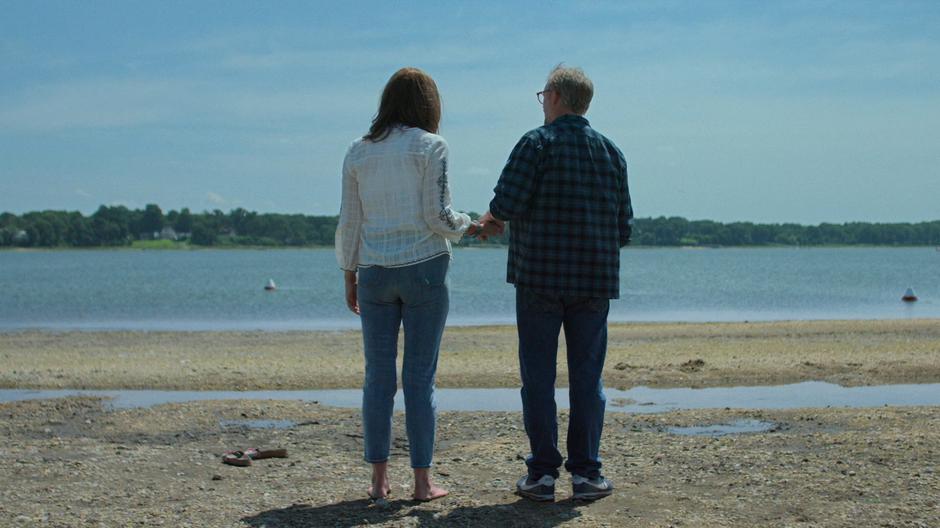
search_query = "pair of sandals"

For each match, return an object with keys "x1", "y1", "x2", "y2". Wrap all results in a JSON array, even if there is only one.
[{"x1": 222, "y1": 447, "x2": 288, "y2": 466}]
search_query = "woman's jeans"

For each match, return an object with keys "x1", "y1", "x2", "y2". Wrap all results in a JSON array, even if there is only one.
[{"x1": 358, "y1": 254, "x2": 449, "y2": 468}]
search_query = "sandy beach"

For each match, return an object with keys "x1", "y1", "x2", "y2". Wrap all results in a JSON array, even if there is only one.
[
  {"x1": 2, "y1": 320, "x2": 939, "y2": 527},
  {"x1": 3, "y1": 319, "x2": 940, "y2": 391}
]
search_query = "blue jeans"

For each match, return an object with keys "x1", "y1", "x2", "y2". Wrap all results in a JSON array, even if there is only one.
[
  {"x1": 358, "y1": 254, "x2": 449, "y2": 468},
  {"x1": 516, "y1": 287, "x2": 609, "y2": 480}
]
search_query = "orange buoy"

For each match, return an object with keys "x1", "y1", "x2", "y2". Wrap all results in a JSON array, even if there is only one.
[
  {"x1": 264, "y1": 278, "x2": 277, "y2": 291},
  {"x1": 901, "y1": 287, "x2": 917, "y2": 302}
]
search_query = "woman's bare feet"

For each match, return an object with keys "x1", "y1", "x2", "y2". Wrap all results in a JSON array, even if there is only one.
[
  {"x1": 368, "y1": 462, "x2": 391, "y2": 500},
  {"x1": 413, "y1": 468, "x2": 449, "y2": 501}
]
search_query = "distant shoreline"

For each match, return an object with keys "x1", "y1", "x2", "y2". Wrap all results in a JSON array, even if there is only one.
[
  {"x1": 3, "y1": 314, "x2": 939, "y2": 334},
  {"x1": 3, "y1": 244, "x2": 939, "y2": 252}
]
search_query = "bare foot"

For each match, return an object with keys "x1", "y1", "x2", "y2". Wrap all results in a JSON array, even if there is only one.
[
  {"x1": 369, "y1": 462, "x2": 390, "y2": 500},
  {"x1": 413, "y1": 484, "x2": 449, "y2": 502},
  {"x1": 413, "y1": 468, "x2": 448, "y2": 501},
  {"x1": 367, "y1": 483, "x2": 391, "y2": 500}
]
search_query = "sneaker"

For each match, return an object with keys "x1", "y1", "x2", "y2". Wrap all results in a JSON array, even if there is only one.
[
  {"x1": 515, "y1": 474, "x2": 555, "y2": 502},
  {"x1": 571, "y1": 474, "x2": 614, "y2": 501}
]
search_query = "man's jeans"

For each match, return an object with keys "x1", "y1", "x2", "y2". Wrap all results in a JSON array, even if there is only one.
[
  {"x1": 358, "y1": 254, "x2": 449, "y2": 468},
  {"x1": 516, "y1": 287, "x2": 609, "y2": 480}
]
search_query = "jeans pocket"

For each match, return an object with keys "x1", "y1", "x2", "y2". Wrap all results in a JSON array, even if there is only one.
[
  {"x1": 586, "y1": 297, "x2": 610, "y2": 313},
  {"x1": 564, "y1": 296, "x2": 609, "y2": 314},
  {"x1": 396, "y1": 256, "x2": 448, "y2": 306},
  {"x1": 518, "y1": 288, "x2": 563, "y2": 315},
  {"x1": 411, "y1": 255, "x2": 449, "y2": 288},
  {"x1": 357, "y1": 266, "x2": 380, "y2": 287}
]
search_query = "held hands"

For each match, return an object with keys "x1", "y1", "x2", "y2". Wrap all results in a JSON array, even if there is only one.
[
  {"x1": 350, "y1": 211, "x2": 503, "y2": 314},
  {"x1": 465, "y1": 211, "x2": 505, "y2": 241}
]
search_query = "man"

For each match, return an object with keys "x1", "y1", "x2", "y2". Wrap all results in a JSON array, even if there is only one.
[{"x1": 480, "y1": 65, "x2": 633, "y2": 502}]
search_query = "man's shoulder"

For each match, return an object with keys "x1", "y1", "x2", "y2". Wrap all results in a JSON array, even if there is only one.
[
  {"x1": 505, "y1": 127, "x2": 550, "y2": 158},
  {"x1": 575, "y1": 121, "x2": 614, "y2": 144},
  {"x1": 582, "y1": 126, "x2": 626, "y2": 161},
  {"x1": 520, "y1": 125, "x2": 551, "y2": 142}
]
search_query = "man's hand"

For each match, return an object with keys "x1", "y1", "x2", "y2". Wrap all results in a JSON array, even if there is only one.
[
  {"x1": 344, "y1": 270, "x2": 359, "y2": 315},
  {"x1": 477, "y1": 211, "x2": 505, "y2": 241}
]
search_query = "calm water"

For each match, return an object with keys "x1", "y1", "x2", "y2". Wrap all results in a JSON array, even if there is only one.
[
  {"x1": 2, "y1": 382, "x2": 939, "y2": 412},
  {"x1": 0, "y1": 247, "x2": 937, "y2": 330}
]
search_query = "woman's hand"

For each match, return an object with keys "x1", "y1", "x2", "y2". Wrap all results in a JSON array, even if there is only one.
[
  {"x1": 465, "y1": 222, "x2": 482, "y2": 237},
  {"x1": 474, "y1": 212, "x2": 505, "y2": 241},
  {"x1": 344, "y1": 270, "x2": 360, "y2": 315}
]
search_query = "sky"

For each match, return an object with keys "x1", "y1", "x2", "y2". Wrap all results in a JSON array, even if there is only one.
[{"x1": 1, "y1": 1, "x2": 939, "y2": 224}]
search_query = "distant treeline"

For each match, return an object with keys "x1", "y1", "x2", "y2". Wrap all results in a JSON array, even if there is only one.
[{"x1": 2, "y1": 205, "x2": 939, "y2": 248}]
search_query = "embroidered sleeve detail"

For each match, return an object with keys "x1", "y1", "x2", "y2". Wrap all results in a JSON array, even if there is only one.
[
  {"x1": 437, "y1": 158, "x2": 458, "y2": 230},
  {"x1": 422, "y1": 137, "x2": 470, "y2": 242}
]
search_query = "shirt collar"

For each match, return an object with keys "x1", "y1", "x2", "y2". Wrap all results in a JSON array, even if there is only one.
[{"x1": 551, "y1": 114, "x2": 590, "y2": 127}]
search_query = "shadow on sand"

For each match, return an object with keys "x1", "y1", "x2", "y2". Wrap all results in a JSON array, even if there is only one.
[{"x1": 242, "y1": 496, "x2": 584, "y2": 527}]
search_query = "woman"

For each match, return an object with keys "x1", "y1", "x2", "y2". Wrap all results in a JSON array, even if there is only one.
[{"x1": 335, "y1": 67, "x2": 479, "y2": 502}]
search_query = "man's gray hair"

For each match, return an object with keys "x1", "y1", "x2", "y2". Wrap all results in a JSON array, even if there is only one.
[{"x1": 546, "y1": 64, "x2": 594, "y2": 115}]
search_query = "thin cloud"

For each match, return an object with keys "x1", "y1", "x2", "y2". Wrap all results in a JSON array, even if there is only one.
[
  {"x1": 0, "y1": 78, "x2": 193, "y2": 131},
  {"x1": 0, "y1": 75, "x2": 373, "y2": 132}
]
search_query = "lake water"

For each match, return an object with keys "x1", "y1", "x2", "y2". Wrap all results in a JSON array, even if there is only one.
[{"x1": 0, "y1": 247, "x2": 937, "y2": 331}]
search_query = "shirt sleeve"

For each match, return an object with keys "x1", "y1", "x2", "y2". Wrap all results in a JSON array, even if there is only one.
[
  {"x1": 422, "y1": 138, "x2": 472, "y2": 242},
  {"x1": 488, "y1": 133, "x2": 541, "y2": 221},
  {"x1": 335, "y1": 146, "x2": 362, "y2": 271},
  {"x1": 618, "y1": 152, "x2": 634, "y2": 247}
]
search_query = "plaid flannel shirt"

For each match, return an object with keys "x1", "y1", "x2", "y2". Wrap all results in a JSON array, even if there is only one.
[{"x1": 489, "y1": 114, "x2": 633, "y2": 299}]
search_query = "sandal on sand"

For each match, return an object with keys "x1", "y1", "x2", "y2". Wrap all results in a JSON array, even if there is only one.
[
  {"x1": 222, "y1": 450, "x2": 252, "y2": 467},
  {"x1": 244, "y1": 447, "x2": 288, "y2": 460}
]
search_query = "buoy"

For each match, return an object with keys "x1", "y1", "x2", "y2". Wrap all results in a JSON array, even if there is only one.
[
  {"x1": 901, "y1": 287, "x2": 917, "y2": 302},
  {"x1": 264, "y1": 279, "x2": 277, "y2": 291}
]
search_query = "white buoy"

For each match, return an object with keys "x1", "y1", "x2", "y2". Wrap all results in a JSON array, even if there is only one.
[
  {"x1": 264, "y1": 278, "x2": 277, "y2": 291},
  {"x1": 901, "y1": 287, "x2": 917, "y2": 302}
]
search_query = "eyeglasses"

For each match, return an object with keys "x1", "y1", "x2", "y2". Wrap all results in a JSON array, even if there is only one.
[{"x1": 536, "y1": 89, "x2": 553, "y2": 104}]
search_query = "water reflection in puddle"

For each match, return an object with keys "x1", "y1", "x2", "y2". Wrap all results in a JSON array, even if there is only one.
[
  {"x1": 2, "y1": 381, "x2": 938, "y2": 413},
  {"x1": 666, "y1": 419, "x2": 778, "y2": 437}
]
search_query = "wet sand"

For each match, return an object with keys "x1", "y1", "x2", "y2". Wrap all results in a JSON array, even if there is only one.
[
  {"x1": 1, "y1": 320, "x2": 939, "y2": 526},
  {"x1": 3, "y1": 319, "x2": 940, "y2": 390},
  {"x1": 2, "y1": 398, "x2": 937, "y2": 527}
]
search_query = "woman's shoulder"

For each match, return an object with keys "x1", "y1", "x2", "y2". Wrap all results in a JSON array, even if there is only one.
[
  {"x1": 348, "y1": 128, "x2": 447, "y2": 158},
  {"x1": 348, "y1": 135, "x2": 369, "y2": 150},
  {"x1": 345, "y1": 136, "x2": 364, "y2": 151},
  {"x1": 344, "y1": 136, "x2": 371, "y2": 161},
  {"x1": 404, "y1": 128, "x2": 448, "y2": 153}
]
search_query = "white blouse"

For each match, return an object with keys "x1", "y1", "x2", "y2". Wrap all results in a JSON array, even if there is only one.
[{"x1": 335, "y1": 126, "x2": 472, "y2": 271}]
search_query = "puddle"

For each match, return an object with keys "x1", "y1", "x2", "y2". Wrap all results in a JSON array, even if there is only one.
[
  {"x1": 2, "y1": 381, "x2": 938, "y2": 413},
  {"x1": 219, "y1": 419, "x2": 295, "y2": 430},
  {"x1": 665, "y1": 419, "x2": 778, "y2": 437}
]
